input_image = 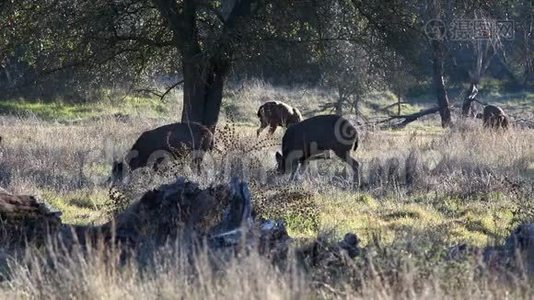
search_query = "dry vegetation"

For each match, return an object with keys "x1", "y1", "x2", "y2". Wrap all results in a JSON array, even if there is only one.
[{"x1": 0, "y1": 84, "x2": 533, "y2": 298}]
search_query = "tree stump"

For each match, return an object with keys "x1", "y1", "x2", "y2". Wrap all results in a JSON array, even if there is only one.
[{"x1": 0, "y1": 191, "x2": 62, "y2": 247}]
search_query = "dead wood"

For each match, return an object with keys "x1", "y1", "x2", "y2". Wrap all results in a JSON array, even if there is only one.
[
  {"x1": 0, "y1": 191, "x2": 62, "y2": 246},
  {"x1": 378, "y1": 106, "x2": 442, "y2": 129}
]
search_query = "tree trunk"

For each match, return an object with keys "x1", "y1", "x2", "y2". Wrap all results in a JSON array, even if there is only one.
[
  {"x1": 175, "y1": 0, "x2": 230, "y2": 132},
  {"x1": 461, "y1": 82, "x2": 478, "y2": 117},
  {"x1": 152, "y1": 0, "x2": 257, "y2": 132},
  {"x1": 335, "y1": 98, "x2": 343, "y2": 115},
  {"x1": 431, "y1": 39, "x2": 452, "y2": 127},
  {"x1": 335, "y1": 87, "x2": 344, "y2": 115},
  {"x1": 396, "y1": 94, "x2": 402, "y2": 115},
  {"x1": 334, "y1": 87, "x2": 345, "y2": 116},
  {"x1": 181, "y1": 60, "x2": 227, "y2": 132}
]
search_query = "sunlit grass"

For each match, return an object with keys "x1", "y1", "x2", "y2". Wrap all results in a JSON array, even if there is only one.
[
  {"x1": 42, "y1": 189, "x2": 108, "y2": 225},
  {"x1": 315, "y1": 191, "x2": 518, "y2": 247},
  {"x1": 0, "y1": 100, "x2": 101, "y2": 120},
  {"x1": 0, "y1": 95, "x2": 173, "y2": 121}
]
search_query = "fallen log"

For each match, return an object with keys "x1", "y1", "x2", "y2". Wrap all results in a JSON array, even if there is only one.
[
  {"x1": 378, "y1": 106, "x2": 441, "y2": 129},
  {"x1": 60, "y1": 177, "x2": 262, "y2": 248},
  {"x1": 0, "y1": 177, "x2": 292, "y2": 255},
  {"x1": 0, "y1": 191, "x2": 62, "y2": 246}
]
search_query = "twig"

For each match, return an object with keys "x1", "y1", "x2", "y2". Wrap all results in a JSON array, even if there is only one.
[
  {"x1": 159, "y1": 80, "x2": 184, "y2": 101},
  {"x1": 134, "y1": 88, "x2": 163, "y2": 98},
  {"x1": 368, "y1": 101, "x2": 410, "y2": 116},
  {"x1": 133, "y1": 79, "x2": 184, "y2": 101},
  {"x1": 379, "y1": 101, "x2": 410, "y2": 112}
]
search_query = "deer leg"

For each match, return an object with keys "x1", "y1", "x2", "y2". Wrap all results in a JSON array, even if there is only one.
[
  {"x1": 498, "y1": 116, "x2": 507, "y2": 129},
  {"x1": 298, "y1": 159, "x2": 310, "y2": 178},
  {"x1": 192, "y1": 157, "x2": 202, "y2": 175},
  {"x1": 334, "y1": 150, "x2": 360, "y2": 185},
  {"x1": 288, "y1": 158, "x2": 300, "y2": 181},
  {"x1": 289, "y1": 166, "x2": 298, "y2": 181}
]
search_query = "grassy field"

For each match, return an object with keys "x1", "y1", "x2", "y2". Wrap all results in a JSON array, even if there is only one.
[{"x1": 1, "y1": 83, "x2": 533, "y2": 298}]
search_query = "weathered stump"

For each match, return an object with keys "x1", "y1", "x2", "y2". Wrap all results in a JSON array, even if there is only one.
[{"x1": 0, "y1": 191, "x2": 62, "y2": 247}]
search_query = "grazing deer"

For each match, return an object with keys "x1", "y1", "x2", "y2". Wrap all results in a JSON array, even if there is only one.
[
  {"x1": 110, "y1": 122, "x2": 214, "y2": 184},
  {"x1": 256, "y1": 101, "x2": 303, "y2": 136},
  {"x1": 476, "y1": 105, "x2": 510, "y2": 130},
  {"x1": 275, "y1": 114, "x2": 360, "y2": 181}
]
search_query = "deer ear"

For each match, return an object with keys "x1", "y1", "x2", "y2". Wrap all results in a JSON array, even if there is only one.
[{"x1": 293, "y1": 108, "x2": 303, "y2": 121}]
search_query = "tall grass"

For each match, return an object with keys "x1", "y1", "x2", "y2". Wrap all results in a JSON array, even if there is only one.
[
  {"x1": 1, "y1": 235, "x2": 532, "y2": 299},
  {"x1": 1, "y1": 83, "x2": 534, "y2": 298}
]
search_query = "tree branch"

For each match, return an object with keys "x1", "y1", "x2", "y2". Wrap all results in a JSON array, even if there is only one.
[
  {"x1": 367, "y1": 101, "x2": 410, "y2": 116},
  {"x1": 159, "y1": 79, "x2": 184, "y2": 100},
  {"x1": 151, "y1": 0, "x2": 184, "y2": 49},
  {"x1": 108, "y1": 33, "x2": 174, "y2": 48},
  {"x1": 134, "y1": 79, "x2": 184, "y2": 101},
  {"x1": 378, "y1": 106, "x2": 442, "y2": 129}
]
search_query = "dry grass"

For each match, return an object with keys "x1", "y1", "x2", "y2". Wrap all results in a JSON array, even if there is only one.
[
  {"x1": 0, "y1": 84, "x2": 534, "y2": 298},
  {"x1": 1, "y1": 236, "x2": 532, "y2": 299}
]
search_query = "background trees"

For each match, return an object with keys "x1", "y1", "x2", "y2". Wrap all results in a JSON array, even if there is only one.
[{"x1": 0, "y1": 0, "x2": 531, "y2": 128}]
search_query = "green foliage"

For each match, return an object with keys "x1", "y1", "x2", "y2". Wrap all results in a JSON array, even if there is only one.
[
  {"x1": 0, "y1": 100, "x2": 99, "y2": 120},
  {"x1": 0, "y1": 95, "x2": 169, "y2": 120}
]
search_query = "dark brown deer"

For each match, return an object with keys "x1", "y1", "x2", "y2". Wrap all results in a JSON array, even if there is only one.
[
  {"x1": 476, "y1": 105, "x2": 510, "y2": 130},
  {"x1": 256, "y1": 101, "x2": 303, "y2": 136},
  {"x1": 111, "y1": 122, "x2": 214, "y2": 183},
  {"x1": 275, "y1": 114, "x2": 359, "y2": 181}
]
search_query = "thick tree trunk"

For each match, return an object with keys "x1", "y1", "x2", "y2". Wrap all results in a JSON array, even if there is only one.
[
  {"x1": 431, "y1": 39, "x2": 452, "y2": 127},
  {"x1": 181, "y1": 60, "x2": 226, "y2": 132},
  {"x1": 181, "y1": 63, "x2": 206, "y2": 124},
  {"x1": 180, "y1": 58, "x2": 230, "y2": 133},
  {"x1": 152, "y1": 0, "x2": 256, "y2": 132}
]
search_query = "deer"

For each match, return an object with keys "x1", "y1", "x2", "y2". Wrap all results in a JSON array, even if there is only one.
[
  {"x1": 110, "y1": 122, "x2": 214, "y2": 184},
  {"x1": 275, "y1": 114, "x2": 360, "y2": 182},
  {"x1": 256, "y1": 101, "x2": 303, "y2": 136},
  {"x1": 476, "y1": 104, "x2": 510, "y2": 130}
]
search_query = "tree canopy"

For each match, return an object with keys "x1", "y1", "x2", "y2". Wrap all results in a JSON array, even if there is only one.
[{"x1": 0, "y1": 0, "x2": 531, "y2": 127}]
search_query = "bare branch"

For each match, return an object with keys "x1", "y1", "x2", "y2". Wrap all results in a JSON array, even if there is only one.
[
  {"x1": 134, "y1": 88, "x2": 163, "y2": 98},
  {"x1": 367, "y1": 101, "x2": 410, "y2": 116},
  {"x1": 378, "y1": 106, "x2": 442, "y2": 129},
  {"x1": 134, "y1": 79, "x2": 184, "y2": 101},
  {"x1": 159, "y1": 79, "x2": 184, "y2": 101}
]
